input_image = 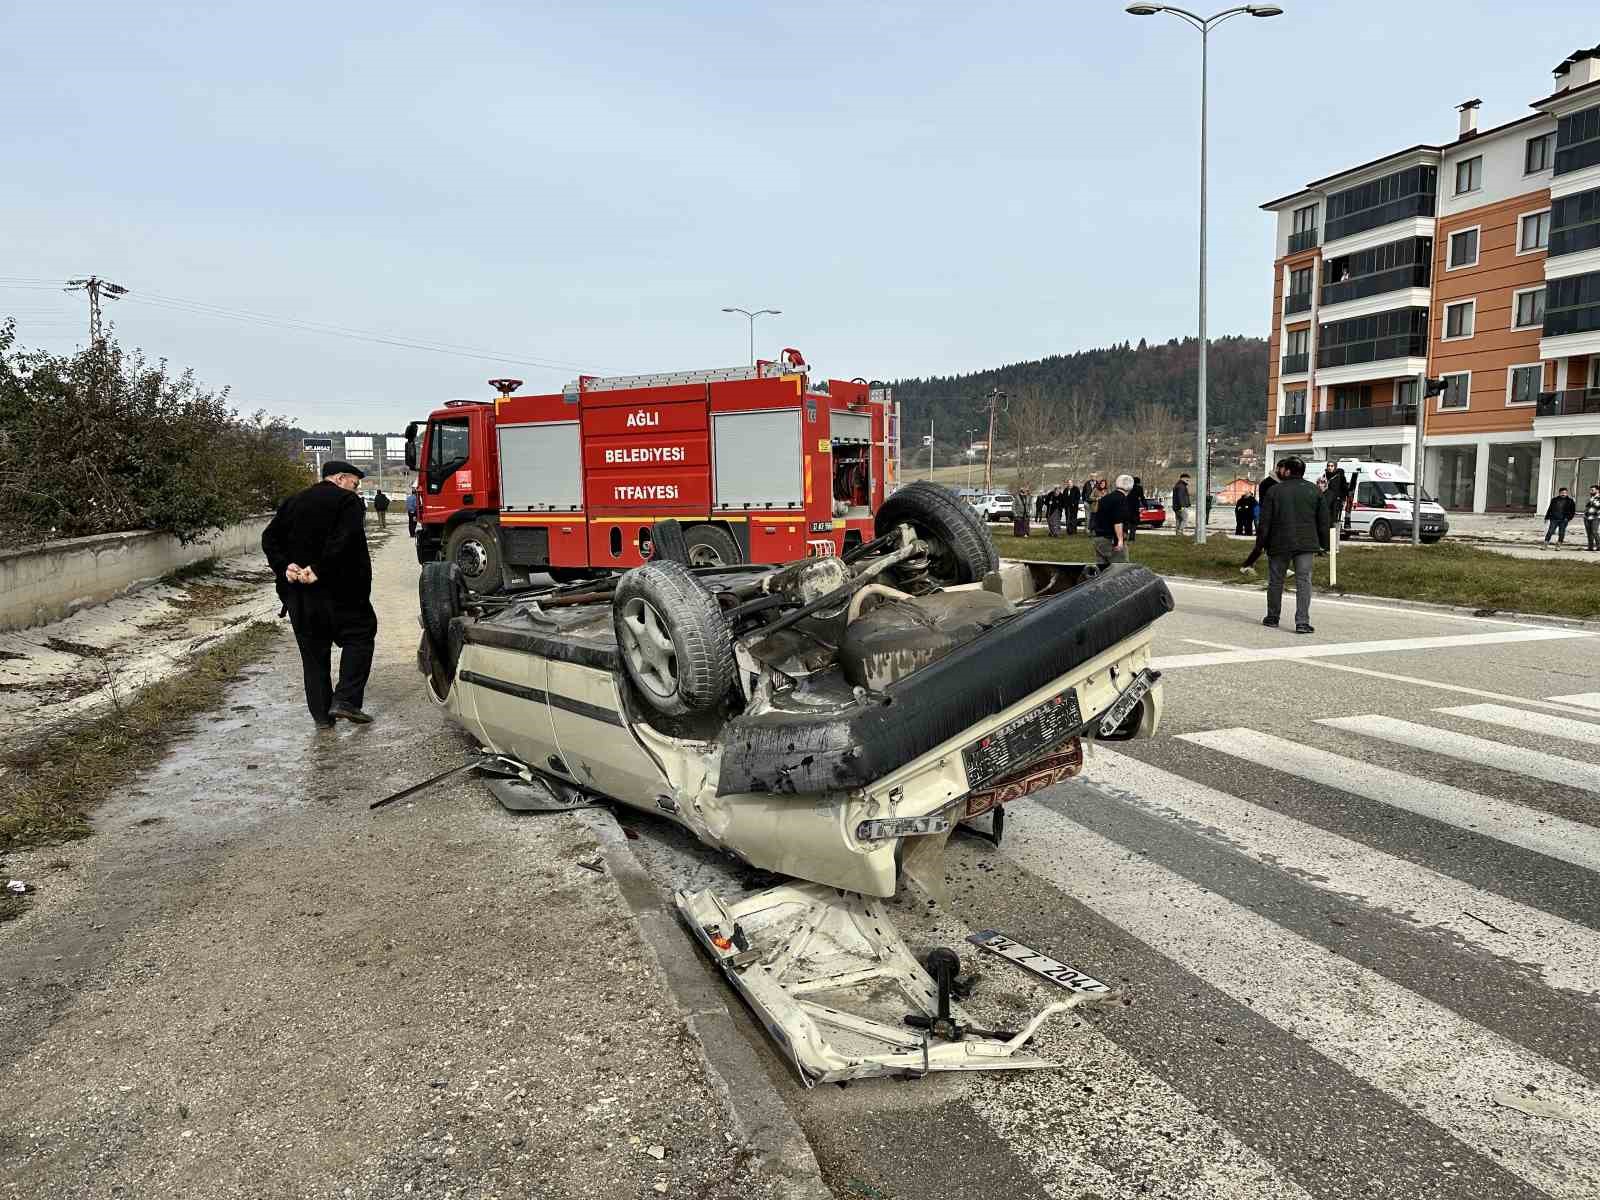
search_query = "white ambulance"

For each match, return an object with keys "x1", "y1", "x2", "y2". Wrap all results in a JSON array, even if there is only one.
[{"x1": 1305, "y1": 459, "x2": 1450, "y2": 543}]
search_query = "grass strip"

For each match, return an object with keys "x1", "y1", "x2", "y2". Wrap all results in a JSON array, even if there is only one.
[
  {"x1": 992, "y1": 533, "x2": 1600, "y2": 621},
  {"x1": 0, "y1": 620, "x2": 282, "y2": 851}
]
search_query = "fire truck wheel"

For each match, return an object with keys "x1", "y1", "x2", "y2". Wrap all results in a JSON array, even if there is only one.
[
  {"x1": 875, "y1": 480, "x2": 999, "y2": 586},
  {"x1": 684, "y1": 524, "x2": 742, "y2": 567},
  {"x1": 613, "y1": 561, "x2": 733, "y2": 717},
  {"x1": 446, "y1": 521, "x2": 503, "y2": 594},
  {"x1": 419, "y1": 561, "x2": 465, "y2": 680}
]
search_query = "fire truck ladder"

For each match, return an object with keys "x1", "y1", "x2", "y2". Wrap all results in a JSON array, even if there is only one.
[{"x1": 565, "y1": 363, "x2": 793, "y2": 398}]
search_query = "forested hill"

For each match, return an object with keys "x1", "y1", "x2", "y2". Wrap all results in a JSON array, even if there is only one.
[{"x1": 891, "y1": 335, "x2": 1267, "y2": 444}]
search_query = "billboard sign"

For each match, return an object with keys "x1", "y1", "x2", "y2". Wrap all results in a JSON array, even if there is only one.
[
  {"x1": 302, "y1": 437, "x2": 333, "y2": 451},
  {"x1": 344, "y1": 435, "x2": 374, "y2": 460}
]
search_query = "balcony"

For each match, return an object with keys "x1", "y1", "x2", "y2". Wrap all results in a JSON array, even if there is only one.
[
  {"x1": 1278, "y1": 412, "x2": 1307, "y2": 435},
  {"x1": 1281, "y1": 352, "x2": 1309, "y2": 376},
  {"x1": 1284, "y1": 291, "x2": 1312, "y2": 316},
  {"x1": 1313, "y1": 405, "x2": 1416, "y2": 433},
  {"x1": 1325, "y1": 194, "x2": 1434, "y2": 243},
  {"x1": 1288, "y1": 228, "x2": 1318, "y2": 254},
  {"x1": 1537, "y1": 389, "x2": 1600, "y2": 418},
  {"x1": 1319, "y1": 262, "x2": 1431, "y2": 308},
  {"x1": 1317, "y1": 333, "x2": 1427, "y2": 370}
]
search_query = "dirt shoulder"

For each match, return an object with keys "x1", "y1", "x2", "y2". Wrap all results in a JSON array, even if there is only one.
[{"x1": 0, "y1": 532, "x2": 783, "y2": 1200}]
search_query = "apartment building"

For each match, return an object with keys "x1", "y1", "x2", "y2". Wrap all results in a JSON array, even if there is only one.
[{"x1": 1262, "y1": 43, "x2": 1600, "y2": 514}]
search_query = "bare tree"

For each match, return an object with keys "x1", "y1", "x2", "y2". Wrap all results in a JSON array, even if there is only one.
[
  {"x1": 1054, "y1": 388, "x2": 1105, "y2": 483},
  {"x1": 1005, "y1": 384, "x2": 1054, "y2": 498},
  {"x1": 1129, "y1": 402, "x2": 1185, "y2": 491}
]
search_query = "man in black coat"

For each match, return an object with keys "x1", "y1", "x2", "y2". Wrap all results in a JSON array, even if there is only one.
[
  {"x1": 262, "y1": 460, "x2": 378, "y2": 728},
  {"x1": 1545, "y1": 487, "x2": 1578, "y2": 548},
  {"x1": 1256, "y1": 456, "x2": 1329, "y2": 634},
  {"x1": 1063, "y1": 480, "x2": 1082, "y2": 535}
]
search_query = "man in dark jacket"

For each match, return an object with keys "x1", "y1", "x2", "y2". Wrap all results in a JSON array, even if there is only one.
[
  {"x1": 373, "y1": 488, "x2": 390, "y2": 527},
  {"x1": 1126, "y1": 477, "x2": 1146, "y2": 542},
  {"x1": 261, "y1": 460, "x2": 378, "y2": 728},
  {"x1": 1240, "y1": 472, "x2": 1280, "y2": 575},
  {"x1": 1064, "y1": 480, "x2": 1082, "y2": 535},
  {"x1": 1256, "y1": 457, "x2": 1329, "y2": 634},
  {"x1": 1545, "y1": 487, "x2": 1578, "y2": 548},
  {"x1": 1092, "y1": 474, "x2": 1134, "y2": 567},
  {"x1": 1172, "y1": 474, "x2": 1192, "y2": 535}
]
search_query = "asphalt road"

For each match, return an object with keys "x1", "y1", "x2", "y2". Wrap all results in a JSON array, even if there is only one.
[{"x1": 633, "y1": 577, "x2": 1600, "y2": 1200}]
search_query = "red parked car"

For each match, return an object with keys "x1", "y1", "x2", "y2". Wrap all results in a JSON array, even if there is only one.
[{"x1": 1138, "y1": 498, "x2": 1167, "y2": 528}]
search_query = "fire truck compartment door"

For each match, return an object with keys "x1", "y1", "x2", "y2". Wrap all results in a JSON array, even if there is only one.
[
  {"x1": 713, "y1": 409, "x2": 802, "y2": 509},
  {"x1": 830, "y1": 411, "x2": 871, "y2": 445},
  {"x1": 500, "y1": 422, "x2": 582, "y2": 511}
]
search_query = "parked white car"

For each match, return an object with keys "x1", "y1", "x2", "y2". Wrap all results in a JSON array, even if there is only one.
[{"x1": 967, "y1": 490, "x2": 1015, "y2": 522}]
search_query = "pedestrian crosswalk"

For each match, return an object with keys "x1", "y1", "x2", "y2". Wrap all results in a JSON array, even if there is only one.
[{"x1": 940, "y1": 692, "x2": 1600, "y2": 1200}]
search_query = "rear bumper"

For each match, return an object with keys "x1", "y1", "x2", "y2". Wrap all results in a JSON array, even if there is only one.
[{"x1": 717, "y1": 566, "x2": 1174, "y2": 795}]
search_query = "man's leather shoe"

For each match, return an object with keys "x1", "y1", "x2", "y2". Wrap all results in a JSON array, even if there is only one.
[
  {"x1": 314, "y1": 717, "x2": 336, "y2": 730},
  {"x1": 1262, "y1": 616, "x2": 1279, "y2": 628},
  {"x1": 1295, "y1": 624, "x2": 1315, "y2": 635},
  {"x1": 329, "y1": 702, "x2": 373, "y2": 724}
]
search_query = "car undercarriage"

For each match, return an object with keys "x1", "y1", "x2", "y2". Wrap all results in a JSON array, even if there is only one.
[{"x1": 413, "y1": 482, "x2": 1173, "y2": 1082}]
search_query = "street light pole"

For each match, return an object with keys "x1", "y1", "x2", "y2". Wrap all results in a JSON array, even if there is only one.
[
  {"x1": 1126, "y1": 4, "x2": 1283, "y2": 545},
  {"x1": 721, "y1": 307, "x2": 781, "y2": 366}
]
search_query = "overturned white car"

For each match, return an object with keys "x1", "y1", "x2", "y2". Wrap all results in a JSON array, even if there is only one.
[{"x1": 415, "y1": 482, "x2": 1172, "y2": 1083}]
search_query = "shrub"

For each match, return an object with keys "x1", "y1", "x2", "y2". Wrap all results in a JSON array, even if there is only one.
[{"x1": 0, "y1": 320, "x2": 312, "y2": 546}]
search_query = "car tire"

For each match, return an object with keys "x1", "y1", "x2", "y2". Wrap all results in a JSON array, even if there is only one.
[
  {"x1": 613, "y1": 560, "x2": 733, "y2": 716},
  {"x1": 420, "y1": 561, "x2": 465, "y2": 681},
  {"x1": 684, "y1": 523, "x2": 743, "y2": 567},
  {"x1": 875, "y1": 480, "x2": 999, "y2": 585},
  {"x1": 446, "y1": 520, "x2": 504, "y2": 594},
  {"x1": 648, "y1": 519, "x2": 691, "y2": 566},
  {"x1": 1370, "y1": 519, "x2": 1393, "y2": 543}
]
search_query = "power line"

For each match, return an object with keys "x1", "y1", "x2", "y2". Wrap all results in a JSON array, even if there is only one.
[
  {"x1": 65, "y1": 276, "x2": 129, "y2": 344},
  {"x1": 125, "y1": 289, "x2": 600, "y2": 374}
]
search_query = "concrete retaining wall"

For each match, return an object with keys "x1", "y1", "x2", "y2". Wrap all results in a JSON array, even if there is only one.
[{"x1": 0, "y1": 518, "x2": 272, "y2": 633}]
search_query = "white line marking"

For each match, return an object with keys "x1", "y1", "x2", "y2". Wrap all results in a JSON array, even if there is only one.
[
  {"x1": 1162, "y1": 578, "x2": 1541, "y2": 627},
  {"x1": 1321, "y1": 715, "x2": 1600, "y2": 793},
  {"x1": 1004, "y1": 804, "x2": 1600, "y2": 1196},
  {"x1": 1550, "y1": 692, "x2": 1600, "y2": 712},
  {"x1": 1181, "y1": 638, "x2": 1243, "y2": 649},
  {"x1": 1152, "y1": 627, "x2": 1588, "y2": 671},
  {"x1": 1438, "y1": 703, "x2": 1600, "y2": 745},
  {"x1": 1181, "y1": 728, "x2": 1600, "y2": 875},
  {"x1": 1264, "y1": 656, "x2": 1594, "y2": 716},
  {"x1": 1083, "y1": 747, "x2": 1600, "y2": 997}
]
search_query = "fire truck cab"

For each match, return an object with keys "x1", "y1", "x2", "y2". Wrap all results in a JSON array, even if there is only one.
[{"x1": 405, "y1": 352, "x2": 900, "y2": 593}]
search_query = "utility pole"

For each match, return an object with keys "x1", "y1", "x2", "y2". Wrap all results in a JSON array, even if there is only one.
[
  {"x1": 983, "y1": 387, "x2": 1006, "y2": 491},
  {"x1": 65, "y1": 276, "x2": 129, "y2": 346}
]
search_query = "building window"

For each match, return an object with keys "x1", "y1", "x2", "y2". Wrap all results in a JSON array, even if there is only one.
[
  {"x1": 1448, "y1": 227, "x2": 1479, "y2": 269},
  {"x1": 1440, "y1": 372, "x2": 1470, "y2": 410},
  {"x1": 1443, "y1": 300, "x2": 1475, "y2": 340},
  {"x1": 1332, "y1": 385, "x2": 1372, "y2": 409},
  {"x1": 1549, "y1": 187, "x2": 1600, "y2": 258},
  {"x1": 1519, "y1": 210, "x2": 1551, "y2": 252},
  {"x1": 1283, "y1": 388, "x2": 1306, "y2": 415},
  {"x1": 1324, "y1": 165, "x2": 1438, "y2": 242},
  {"x1": 1545, "y1": 270, "x2": 1600, "y2": 338},
  {"x1": 1513, "y1": 287, "x2": 1546, "y2": 330},
  {"x1": 1555, "y1": 103, "x2": 1600, "y2": 176},
  {"x1": 1292, "y1": 204, "x2": 1316, "y2": 234},
  {"x1": 1288, "y1": 266, "x2": 1312, "y2": 296},
  {"x1": 1396, "y1": 379, "x2": 1418, "y2": 408},
  {"x1": 1454, "y1": 156, "x2": 1483, "y2": 195},
  {"x1": 1507, "y1": 364, "x2": 1542, "y2": 406},
  {"x1": 1527, "y1": 132, "x2": 1556, "y2": 173},
  {"x1": 1284, "y1": 327, "x2": 1309, "y2": 357}
]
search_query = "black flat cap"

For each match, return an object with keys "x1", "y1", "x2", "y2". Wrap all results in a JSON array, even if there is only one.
[{"x1": 321, "y1": 460, "x2": 366, "y2": 479}]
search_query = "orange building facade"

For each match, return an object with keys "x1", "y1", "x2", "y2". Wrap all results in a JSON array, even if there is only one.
[{"x1": 1261, "y1": 46, "x2": 1600, "y2": 513}]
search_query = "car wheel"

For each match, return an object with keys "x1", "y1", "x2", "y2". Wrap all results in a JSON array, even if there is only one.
[
  {"x1": 1370, "y1": 519, "x2": 1393, "y2": 543},
  {"x1": 613, "y1": 561, "x2": 733, "y2": 716},
  {"x1": 684, "y1": 523, "x2": 742, "y2": 567},
  {"x1": 875, "y1": 480, "x2": 999, "y2": 585},
  {"x1": 446, "y1": 520, "x2": 503, "y2": 594},
  {"x1": 419, "y1": 561, "x2": 465, "y2": 682}
]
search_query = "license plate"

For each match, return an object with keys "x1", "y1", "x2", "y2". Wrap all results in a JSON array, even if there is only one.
[
  {"x1": 967, "y1": 930, "x2": 1113, "y2": 995},
  {"x1": 1098, "y1": 668, "x2": 1158, "y2": 736},
  {"x1": 962, "y1": 690, "x2": 1082, "y2": 791}
]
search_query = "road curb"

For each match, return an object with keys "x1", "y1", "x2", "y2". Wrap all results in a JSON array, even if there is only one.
[{"x1": 584, "y1": 814, "x2": 832, "y2": 1200}]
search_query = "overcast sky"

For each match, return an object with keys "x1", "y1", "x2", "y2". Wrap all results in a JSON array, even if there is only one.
[{"x1": 2, "y1": 2, "x2": 1592, "y2": 430}]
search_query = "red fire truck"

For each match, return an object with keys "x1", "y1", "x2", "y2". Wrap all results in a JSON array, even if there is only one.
[{"x1": 404, "y1": 350, "x2": 901, "y2": 592}]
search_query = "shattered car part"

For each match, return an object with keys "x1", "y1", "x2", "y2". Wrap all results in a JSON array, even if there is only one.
[{"x1": 676, "y1": 882, "x2": 1104, "y2": 1084}]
